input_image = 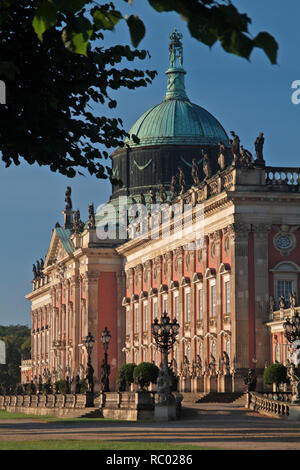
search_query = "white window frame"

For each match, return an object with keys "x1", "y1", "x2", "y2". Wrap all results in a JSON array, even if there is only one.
[
  {"x1": 126, "y1": 306, "x2": 130, "y2": 335},
  {"x1": 223, "y1": 274, "x2": 231, "y2": 315},
  {"x1": 163, "y1": 294, "x2": 168, "y2": 314},
  {"x1": 134, "y1": 303, "x2": 139, "y2": 333},
  {"x1": 173, "y1": 291, "x2": 179, "y2": 319},
  {"x1": 153, "y1": 297, "x2": 158, "y2": 321},
  {"x1": 197, "y1": 284, "x2": 203, "y2": 320},
  {"x1": 143, "y1": 301, "x2": 148, "y2": 331},
  {"x1": 185, "y1": 287, "x2": 191, "y2": 323},
  {"x1": 210, "y1": 280, "x2": 216, "y2": 318}
]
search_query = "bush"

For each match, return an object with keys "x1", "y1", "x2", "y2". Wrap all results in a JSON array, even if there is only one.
[
  {"x1": 16, "y1": 384, "x2": 24, "y2": 395},
  {"x1": 116, "y1": 363, "x2": 136, "y2": 391},
  {"x1": 133, "y1": 362, "x2": 159, "y2": 391},
  {"x1": 42, "y1": 379, "x2": 53, "y2": 395},
  {"x1": 263, "y1": 363, "x2": 288, "y2": 391},
  {"x1": 79, "y1": 378, "x2": 88, "y2": 394},
  {"x1": 55, "y1": 379, "x2": 68, "y2": 395}
]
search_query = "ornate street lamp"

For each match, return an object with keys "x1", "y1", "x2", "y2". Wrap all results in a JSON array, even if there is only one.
[
  {"x1": 100, "y1": 327, "x2": 111, "y2": 392},
  {"x1": 84, "y1": 332, "x2": 95, "y2": 406},
  {"x1": 152, "y1": 312, "x2": 180, "y2": 405}
]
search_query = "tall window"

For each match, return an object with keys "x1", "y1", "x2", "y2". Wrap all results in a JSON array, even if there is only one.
[
  {"x1": 174, "y1": 292, "x2": 179, "y2": 319},
  {"x1": 197, "y1": 287, "x2": 203, "y2": 320},
  {"x1": 224, "y1": 280, "x2": 231, "y2": 314},
  {"x1": 143, "y1": 302, "x2": 148, "y2": 331},
  {"x1": 134, "y1": 304, "x2": 139, "y2": 333},
  {"x1": 126, "y1": 307, "x2": 130, "y2": 335},
  {"x1": 210, "y1": 283, "x2": 216, "y2": 317},
  {"x1": 185, "y1": 289, "x2": 191, "y2": 323},
  {"x1": 163, "y1": 295, "x2": 168, "y2": 314},
  {"x1": 276, "y1": 280, "x2": 293, "y2": 306},
  {"x1": 153, "y1": 298, "x2": 158, "y2": 320}
]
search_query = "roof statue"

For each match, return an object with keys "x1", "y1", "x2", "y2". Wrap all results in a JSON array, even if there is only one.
[
  {"x1": 255, "y1": 132, "x2": 265, "y2": 165},
  {"x1": 65, "y1": 186, "x2": 72, "y2": 210},
  {"x1": 168, "y1": 28, "x2": 183, "y2": 69}
]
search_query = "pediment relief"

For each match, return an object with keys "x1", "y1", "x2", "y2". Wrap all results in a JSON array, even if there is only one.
[{"x1": 45, "y1": 232, "x2": 68, "y2": 269}]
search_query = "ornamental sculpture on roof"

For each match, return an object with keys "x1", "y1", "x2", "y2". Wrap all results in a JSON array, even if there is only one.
[{"x1": 169, "y1": 28, "x2": 183, "y2": 68}]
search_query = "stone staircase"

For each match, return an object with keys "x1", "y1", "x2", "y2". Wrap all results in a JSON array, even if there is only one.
[{"x1": 179, "y1": 392, "x2": 246, "y2": 404}]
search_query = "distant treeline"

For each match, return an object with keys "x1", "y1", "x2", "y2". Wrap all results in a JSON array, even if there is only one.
[{"x1": 0, "y1": 325, "x2": 31, "y2": 389}]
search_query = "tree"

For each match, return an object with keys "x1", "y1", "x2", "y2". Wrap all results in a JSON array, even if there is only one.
[
  {"x1": 0, "y1": 1, "x2": 278, "y2": 180},
  {"x1": 263, "y1": 363, "x2": 288, "y2": 392},
  {"x1": 0, "y1": 325, "x2": 31, "y2": 389},
  {"x1": 116, "y1": 363, "x2": 136, "y2": 391},
  {"x1": 133, "y1": 362, "x2": 159, "y2": 390}
]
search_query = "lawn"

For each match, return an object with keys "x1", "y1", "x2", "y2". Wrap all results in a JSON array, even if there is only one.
[
  {"x1": 0, "y1": 440, "x2": 216, "y2": 450},
  {"x1": 0, "y1": 410, "x2": 129, "y2": 422}
]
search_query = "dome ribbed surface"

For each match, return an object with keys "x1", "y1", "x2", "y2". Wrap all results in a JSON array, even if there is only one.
[{"x1": 126, "y1": 98, "x2": 228, "y2": 147}]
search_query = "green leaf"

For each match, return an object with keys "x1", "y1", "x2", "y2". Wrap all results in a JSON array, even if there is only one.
[
  {"x1": 254, "y1": 32, "x2": 278, "y2": 65},
  {"x1": 126, "y1": 15, "x2": 145, "y2": 48},
  {"x1": 32, "y1": 0, "x2": 57, "y2": 41},
  {"x1": 52, "y1": 0, "x2": 88, "y2": 13},
  {"x1": 93, "y1": 8, "x2": 123, "y2": 31},
  {"x1": 62, "y1": 16, "x2": 93, "y2": 56}
]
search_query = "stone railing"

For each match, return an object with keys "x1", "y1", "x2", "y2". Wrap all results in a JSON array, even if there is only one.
[
  {"x1": 265, "y1": 167, "x2": 300, "y2": 187},
  {"x1": 0, "y1": 393, "x2": 94, "y2": 415},
  {"x1": 269, "y1": 306, "x2": 300, "y2": 322},
  {"x1": 247, "y1": 392, "x2": 290, "y2": 417},
  {"x1": 262, "y1": 392, "x2": 293, "y2": 403}
]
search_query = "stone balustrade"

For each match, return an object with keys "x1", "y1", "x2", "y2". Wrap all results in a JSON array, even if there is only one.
[
  {"x1": 0, "y1": 393, "x2": 94, "y2": 417},
  {"x1": 247, "y1": 392, "x2": 290, "y2": 417},
  {"x1": 265, "y1": 167, "x2": 300, "y2": 187}
]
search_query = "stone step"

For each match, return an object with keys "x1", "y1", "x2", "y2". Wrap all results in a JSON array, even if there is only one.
[{"x1": 195, "y1": 392, "x2": 245, "y2": 403}]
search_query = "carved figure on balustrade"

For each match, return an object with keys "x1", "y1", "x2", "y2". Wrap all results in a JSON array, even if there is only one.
[
  {"x1": 230, "y1": 131, "x2": 241, "y2": 162},
  {"x1": 202, "y1": 150, "x2": 212, "y2": 179},
  {"x1": 159, "y1": 184, "x2": 167, "y2": 203},
  {"x1": 240, "y1": 146, "x2": 253, "y2": 167},
  {"x1": 182, "y1": 355, "x2": 190, "y2": 377},
  {"x1": 170, "y1": 358, "x2": 178, "y2": 376},
  {"x1": 209, "y1": 353, "x2": 216, "y2": 375},
  {"x1": 244, "y1": 368, "x2": 257, "y2": 391},
  {"x1": 269, "y1": 296, "x2": 275, "y2": 314},
  {"x1": 290, "y1": 291, "x2": 297, "y2": 309},
  {"x1": 191, "y1": 158, "x2": 200, "y2": 185},
  {"x1": 218, "y1": 141, "x2": 226, "y2": 170},
  {"x1": 279, "y1": 295, "x2": 286, "y2": 309},
  {"x1": 222, "y1": 351, "x2": 230, "y2": 374},
  {"x1": 178, "y1": 167, "x2": 186, "y2": 195},
  {"x1": 255, "y1": 132, "x2": 264, "y2": 161},
  {"x1": 170, "y1": 176, "x2": 177, "y2": 200}
]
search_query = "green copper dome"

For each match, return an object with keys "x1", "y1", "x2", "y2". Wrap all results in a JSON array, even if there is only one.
[{"x1": 126, "y1": 29, "x2": 228, "y2": 148}]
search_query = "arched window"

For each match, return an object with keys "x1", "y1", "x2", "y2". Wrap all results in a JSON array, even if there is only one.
[{"x1": 271, "y1": 261, "x2": 300, "y2": 307}]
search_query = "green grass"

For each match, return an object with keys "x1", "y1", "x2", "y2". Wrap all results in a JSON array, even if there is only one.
[
  {"x1": 0, "y1": 410, "x2": 129, "y2": 423},
  {"x1": 0, "y1": 440, "x2": 217, "y2": 450}
]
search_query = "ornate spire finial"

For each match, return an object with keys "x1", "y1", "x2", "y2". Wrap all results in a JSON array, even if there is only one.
[
  {"x1": 165, "y1": 29, "x2": 188, "y2": 101},
  {"x1": 168, "y1": 28, "x2": 183, "y2": 69}
]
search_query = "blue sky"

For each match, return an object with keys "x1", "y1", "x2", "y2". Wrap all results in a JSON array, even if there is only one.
[{"x1": 0, "y1": 0, "x2": 299, "y2": 326}]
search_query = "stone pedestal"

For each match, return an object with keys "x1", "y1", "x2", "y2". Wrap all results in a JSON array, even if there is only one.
[
  {"x1": 218, "y1": 374, "x2": 232, "y2": 392},
  {"x1": 181, "y1": 377, "x2": 191, "y2": 392},
  {"x1": 192, "y1": 376, "x2": 204, "y2": 392},
  {"x1": 207, "y1": 375, "x2": 217, "y2": 392},
  {"x1": 154, "y1": 404, "x2": 177, "y2": 421}
]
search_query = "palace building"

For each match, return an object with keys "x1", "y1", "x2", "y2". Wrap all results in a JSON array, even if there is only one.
[{"x1": 22, "y1": 30, "x2": 300, "y2": 393}]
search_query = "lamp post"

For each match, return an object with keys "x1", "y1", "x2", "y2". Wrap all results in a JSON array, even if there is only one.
[
  {"x1": 152, "y1": 311, "x2": 179, "y2": 405},
  {"x1": 84, "y1": 332, "x2": 95, "y2": 406},
  {"x1": 283, "y1": 311, "x2": 300, "y2": 402},
  {"x1": 100, "y1": 327, "x2": 111, "y2": 392}
]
